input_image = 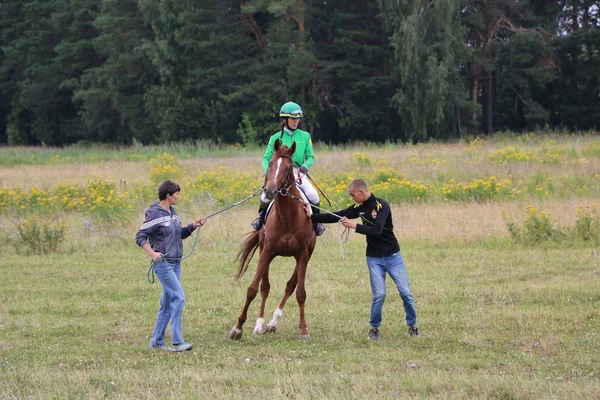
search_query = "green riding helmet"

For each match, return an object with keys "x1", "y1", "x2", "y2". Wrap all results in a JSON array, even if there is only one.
[{"x1": 279, "y1": 101, "x2": 303, "y2": 119}]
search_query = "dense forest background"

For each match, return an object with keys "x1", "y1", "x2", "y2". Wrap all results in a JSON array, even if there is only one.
[{"x1": 0, "y1": 0, "x2": 598, "y2": 146}]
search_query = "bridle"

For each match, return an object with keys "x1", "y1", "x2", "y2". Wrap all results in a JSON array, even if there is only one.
[{"x1": 266, "y1": 154, "x2": 296, "y2": 197}]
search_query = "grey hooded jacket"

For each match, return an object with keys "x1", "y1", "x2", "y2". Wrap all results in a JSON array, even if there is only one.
[{"x1": 135, "y1": 203, "x2": 196, "y2": 260}]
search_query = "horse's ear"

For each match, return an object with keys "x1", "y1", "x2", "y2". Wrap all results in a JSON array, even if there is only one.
[
  {"x1": 274, "y1": 139, "x2": 282, "y2": 151},
  {"x1": 289, "y1": 141, "x2": 296, "y2": 156}
]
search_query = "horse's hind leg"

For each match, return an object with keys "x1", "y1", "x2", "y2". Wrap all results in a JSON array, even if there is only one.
[
  {"x1": 266, "y1": 269, "x2": 298, "y2": 333},
  {"x1": 230, "y1": 254, "x2": 273, "y2": 340},
  {"x1": 252, "y1": 275, "x2": 270, "y2": 335}
]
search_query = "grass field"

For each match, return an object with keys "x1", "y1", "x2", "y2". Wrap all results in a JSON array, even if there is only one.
[{"x1": 1, "y1": 134, "x2": 599, "y2": 399}]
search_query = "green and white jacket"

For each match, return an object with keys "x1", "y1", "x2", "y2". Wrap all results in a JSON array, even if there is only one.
[{"x1": 261, "y1": 128, "x2": 314, "y2": 173}]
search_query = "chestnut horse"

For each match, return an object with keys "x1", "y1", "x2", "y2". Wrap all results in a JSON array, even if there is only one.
[{"x1": 230, "y1": 139, "x2": 317, "y2": 340}]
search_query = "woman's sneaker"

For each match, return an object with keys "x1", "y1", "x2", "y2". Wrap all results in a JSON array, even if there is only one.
[
  {"x1": 150, "y1": 343, "x2": 172, "y2": 351},
  {"x1": 172, "y1": 342, "x2": 193, "y2": 352}
]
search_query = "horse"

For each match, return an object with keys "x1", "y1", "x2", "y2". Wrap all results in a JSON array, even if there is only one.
[{"x1": 229, "y1": 139, "x2": 317, "y2": 340}]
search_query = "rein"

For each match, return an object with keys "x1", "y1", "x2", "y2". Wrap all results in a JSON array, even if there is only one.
[
  {"x1": 273, "y1": 155, "x2": 297, "y2": 196},
  {"x1": 280, "y1": 190, "x2": 392, "y2": 261},
  {"x1": 147, "y1": 188, "x2": 263, "y2": 283},
  {"x1": 293, "y1": 161, "x2": 332, "y2": 207},
  {"x1": 277, "y1": 189, "x2": 352, "y2": 259}
]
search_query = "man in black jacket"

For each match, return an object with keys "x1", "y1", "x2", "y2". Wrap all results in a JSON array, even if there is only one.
[{"x1": 311, "y1": 178, "x2": 418, "y2": 340}]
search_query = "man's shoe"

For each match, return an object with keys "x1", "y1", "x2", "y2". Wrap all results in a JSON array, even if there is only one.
[
  {"x1": 251, "y1": 217, "x2": 263, "y2": 230},
  {"x1": 408, "y1": 326, "x2": 419, "y2": 336},
  {"x1": 172, "y1": 342, "x2": 193, "y2": 352},
  {"x1": 150, "y1": 343, "x2": 172, "y2": 351},
  {"x1": 314, "y1": 223, "x2": 325, "y2": 236},
  {"x1": 368, "y1": 327, "x2": 380, "y2": 341}
]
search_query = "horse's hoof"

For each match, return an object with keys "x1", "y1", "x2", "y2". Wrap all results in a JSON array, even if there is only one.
[
  {"x1": 252, "y1": 318, "x2": 265, "y2": 335},
  {"x1": 265, "y1": 325, "x2": 277, "y2": 333},
  {"x1": 229, "y1": 326, "x2": 243, "y2": 340},
  {"x1": 300, "y1": 334, "x2": 311, "y2": 340},
  {"x1": 252, "y1": 328, "x2": 264, "y2": 335}
]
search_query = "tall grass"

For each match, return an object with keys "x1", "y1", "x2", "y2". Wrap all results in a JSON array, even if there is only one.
[
  {"x1": 1, "y1": 133, "x2": 599, "y2": 399},
  {"x1": 1, "y1": 208, "x2": 599, "y2": 399},
  {"x1": 0, "y1": 140, "x2": 263, "y2": 167}
]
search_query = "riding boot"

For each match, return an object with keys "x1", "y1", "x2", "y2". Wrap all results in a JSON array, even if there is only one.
[
  {"x1": 251, "y1": 200, "x2": 269, "y2": 230},
  {"x1": 311, "y1": 202, "x2": 325, "y2": 236}
]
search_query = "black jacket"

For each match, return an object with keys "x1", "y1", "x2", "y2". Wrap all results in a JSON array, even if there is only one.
[{"x1": 312, "y1": 193, "x2": 400, "y2": 257}]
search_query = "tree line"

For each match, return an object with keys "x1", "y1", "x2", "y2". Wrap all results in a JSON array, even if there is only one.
[{"x1": 0, "y1": 0, "x2": 598, "y2": 146}]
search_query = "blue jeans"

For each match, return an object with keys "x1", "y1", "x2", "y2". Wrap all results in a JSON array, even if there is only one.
[
  {"x1": 151, "y1": 261, "x2": 186, "y2": 346},
  {"x1": 367, "y1": 252, "x2": 417, "y2": 328}
]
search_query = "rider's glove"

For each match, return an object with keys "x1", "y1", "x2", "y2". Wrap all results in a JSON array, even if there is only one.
[{"x1": 299, "y1": 165, "x2": 308, "y2": 174}]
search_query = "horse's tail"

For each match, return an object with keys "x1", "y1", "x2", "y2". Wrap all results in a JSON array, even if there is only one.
[{"x1": 235, "y1": 230, "x2": 260, "y2": 280}]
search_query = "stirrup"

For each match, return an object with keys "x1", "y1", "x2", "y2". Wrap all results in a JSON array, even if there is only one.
[
  {"x1": 251, "y1": 218, "x2": 263, "y2": 230},
  {"x1": 314, "y1": 223, "x2": 325, "y2": 236}
]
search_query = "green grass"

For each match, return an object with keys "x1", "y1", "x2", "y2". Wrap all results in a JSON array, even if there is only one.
[
  {"x1": 1, "y1": 210, "x2": 599, "y2": 399},
  {"x1": 0, "y1": 140, "x2": 263, "y2": 167},
  {"x1": 1, "y1": 130, "x2": 595, "y2": 167},
  {"x1": 1, "y1": 133, "x2": 600, "y2": 398}
]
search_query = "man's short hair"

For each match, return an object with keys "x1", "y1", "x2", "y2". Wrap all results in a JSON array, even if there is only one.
[
  {"x1": 158, "y1": 180, "x2": 181, "y2": 200},
  {"x1": 348, "y1": 178, "x2": 369, "y2": 192}
]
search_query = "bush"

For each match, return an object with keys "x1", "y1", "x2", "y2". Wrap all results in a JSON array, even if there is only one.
[
  {"x1": 574, "y1": 205, "x2": 600, "y2": 243},
  {"x1": 354, "y1": 152, "x2": 371, "y2": 166},
  {"x1": 442, "y1": 177, "x2": 512, "y2": 202},
  {"x1": 371, "y1": 177, "x2": 428, "y2": 202},
  {"x1": 149, "y1": 153, "x2": 185, "y2": 184},
  {"x1": 488, "y1": 146, "x2": 537, "y2": 163},
  {"x1": 502, "y1": 206, "x2": 566, "y2": 245},
  {"x1": 16, "y1": 217, "x2": 67, "y2": 255},
  {"x1": 237, "y1": 112, "x2": 259, "y2": 146}
]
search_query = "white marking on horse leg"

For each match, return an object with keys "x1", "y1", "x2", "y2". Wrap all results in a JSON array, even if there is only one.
[
  {"x1": 266, "y1": 308, "x2": 283, "y2": 331},
  {"x1": 252, "y1": 318, "x2": 265, "y2": 335}
]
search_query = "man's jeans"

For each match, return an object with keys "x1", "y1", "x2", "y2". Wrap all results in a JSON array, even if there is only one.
[
  {"x1": 151, "y1": 261, "x2": 186, "y2": 346},
  {"x1": 366, "y1": 252, "x2": 417, "y2": 328}
]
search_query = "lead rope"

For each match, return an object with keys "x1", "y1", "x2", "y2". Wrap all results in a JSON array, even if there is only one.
[
  {"x1": 282, "y1": 185, "x2": 392, "y2": 261},
  {"x1": 277, "y1": 188, "x2": 352, "y2": 260},
  {"x1": 339, "y1": 224, "x2": 350, "y2": 261},
  {"x1": 147, "y1": 188, "x2": 263, "y2": 283}
]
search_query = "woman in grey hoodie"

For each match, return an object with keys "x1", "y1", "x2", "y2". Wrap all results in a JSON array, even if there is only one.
[{"x1": 136, "y1": 180, "x2": 206, "y2": 352}]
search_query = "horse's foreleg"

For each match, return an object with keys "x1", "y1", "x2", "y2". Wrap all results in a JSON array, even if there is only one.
[
  {"x1": 266, "y1": 270, "x2": 298, "y2": 333},
  {"x1": 230, "y1": 255, "x2": 272, "y2": 340},
  {"x1": 229, "y1": 283, "x2": 257, "y2": 340},
  {"x1": 252, "y1": 276, "x2": 270, "y2": 335},
  {"x1": 296, "y1": 256, "x2": 310, "y2": 339}
]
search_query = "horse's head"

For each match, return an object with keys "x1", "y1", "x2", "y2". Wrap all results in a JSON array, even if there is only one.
[{"x1": 263, "y1": 139, "x2": 296, "y2": 201}]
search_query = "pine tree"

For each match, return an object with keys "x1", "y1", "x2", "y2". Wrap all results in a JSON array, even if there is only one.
[
  {"x1": 461, "y1": 0, "x2": 556, "y2": 134},
  {"x1": 1, "y1": 0, "x2": 74, "y2": 145},
  {"x1": 0, "y1": 0, "x2": 25, "y2": 144},
  {"x1": 380, "y1": 0, "x2": 467, "y2": 142},
  {"x1": 316, "y1": 0, "x2": 398, "y2": 143},
  {"x1": 547, "y1": 0, "x2": 600, "y2": 130},
  {"x1": 139, "y1": 0, "x2": 261, "y2": 143},
  {"x1": 74, "y1": 0, "x2": 157, "y2": 143}
]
